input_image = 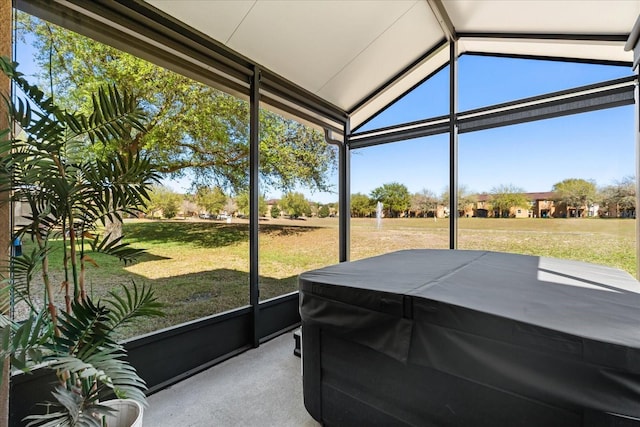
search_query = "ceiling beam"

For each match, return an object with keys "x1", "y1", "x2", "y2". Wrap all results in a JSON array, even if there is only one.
[
  {"x1": 459, "y1": 32, "x2": 629, "y2": 42},
  {"x1": 458, "y1": 83, "x2": 634, "y2": 134},
  {"x1": 349, "y1": 116, "x2": 449, "y2": 149},
  {"x1": 625, "y1": 14, "x2": 640, "y2": 69},
  {"x1": 349, "y1": 76, "x2": 637, "y2": 149},
  {"x1": 426, "y1": 0, "x2": 457, "y2": 41}
]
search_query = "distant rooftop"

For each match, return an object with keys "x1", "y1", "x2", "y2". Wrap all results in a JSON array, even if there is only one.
[{"x1": 476, "y1": 191, "x2": 556, "y2": 202}]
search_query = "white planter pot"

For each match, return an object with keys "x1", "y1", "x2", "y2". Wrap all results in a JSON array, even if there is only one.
[{"x1": 100, "y1": 399, "x2": 144, "y2": 427}]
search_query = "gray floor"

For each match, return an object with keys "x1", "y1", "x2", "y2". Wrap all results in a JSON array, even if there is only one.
[{"x1": 144, "y1": 332, "x2": 319, "y2": 426}]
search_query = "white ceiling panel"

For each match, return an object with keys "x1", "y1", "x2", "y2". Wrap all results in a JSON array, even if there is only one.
[
  {"x1": 144, "y1": 0, "x2": 639, "y2": 126},
  {"x1": 318, "y1": 1, "x2": 442, "y2": 112},
  {"x1": 147, "y1": 1, "x2": 255, "y2": 45},
  {"x1": 225, "y1": 1, "x2": 419, "y2": 94},
  {"x1": 444, "y1": 0, "x2": 640, "y2": 34}
]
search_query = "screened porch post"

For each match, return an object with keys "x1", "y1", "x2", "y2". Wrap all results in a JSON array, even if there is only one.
[
  {"x1": 249, "y1": 66, "x2": 260, "y2": 347},
  {"x1": 340, "y1": 119, "x2": 351, "y2": 262},
  {"x1": 635, "y1": 71, "x2": 640, "y2": 280},
  {"x1": 627, "y1": 15, "x2": 640, "y2": 280},
  {"x1": 449, "y1": 40, "x2": 459, "y2": 249}
]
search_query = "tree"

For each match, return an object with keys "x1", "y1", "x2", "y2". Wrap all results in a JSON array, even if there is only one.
[
  {"x1": 441, "y1": 184, "x2": 477, "y2": 217},
  {"x1": 600, "y1": 176, "x2": 636, "y2": 217},
  {"x1": 147, "y1": 185, "x2": 182, "y2": 219},
  {"x1": 17, "y1": 15, "x2": 337, "y2": 192},
  {"x1": 224, "y1": 197, "x2": 237, "y2": 216},
  {"x1": 350, "y1": 193, "x2": 374, "y2": 217},
  {"x1": 259, "y1": 196, "x2": 268, "y2": 217},
  {"x1": 309, "y1": 202, "x2": 319, "y2": 217},
  {"x1": 182, "y1": 199, "x2": 199, "y2": 217},
  {"x1": 552, "y1": 178, "x2": 597, "y2": 218},
  {"x1": 281, "y1": 192, "x2": 311, "y2": 218},
  {"x1": 196, "y1": 186, "x2": 227, "y2": 215},
  {"x1": 270, "y1": 204, "x2": 281, "y2": 218},
  {"x1": 235, "y1": 191, "x2": 267, "y2": 217},
  {"x1": 411, "y1": 189, "x2": 439, "y2": 219},
  {"x1": 370, "y1": 183, "x2": 411, "y2": 218},
  {"x1": 328, "y1": 202, "x2": 338, "y2": 217},
  {"x1": 318, "y1": 204, "x2": 330, "y2": 218},
  {"x1": 490, "y1": 184, "x2": 530, "y2": 218}
]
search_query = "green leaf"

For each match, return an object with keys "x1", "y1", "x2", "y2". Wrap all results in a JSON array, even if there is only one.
[{"x1": 105, "y1": 281, "x2": 164, "y2": 331}]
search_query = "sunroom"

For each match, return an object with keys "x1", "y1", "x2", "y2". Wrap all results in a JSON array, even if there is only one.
[{"x1": 1, "y1": 1, "x2": 640, "y2": 426}]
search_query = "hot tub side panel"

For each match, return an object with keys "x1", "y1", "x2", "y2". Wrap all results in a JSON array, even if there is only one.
[{"x1": 300, "y1": 288, "x2": 640, "y2": 426}]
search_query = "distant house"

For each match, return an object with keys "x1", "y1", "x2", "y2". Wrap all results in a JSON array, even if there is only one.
[
  {"x1": 527, "y1": 192, "x2": 557, "y2": 218},
  {"x1": 473, "y1": 194, "x2": 491, "y2": 218},
  {"x1": 409, "y1": 204, "x2": 447, "y2": 219},
  {"x1": 469, "y1": 191, "x2": 577, "y2": 219},
  {"x1": 474, "y1": 191, "x2": 602, "y2": 219},
  {"x1": 471, "y1": 193, "x2": 533, "y2": 218},
  {"x1": 599, "y1": 201, "x2": 635, "y2": 218}
]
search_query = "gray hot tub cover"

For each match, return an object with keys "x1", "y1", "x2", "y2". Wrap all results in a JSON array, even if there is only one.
[{"x1": 299, "y1": 249, "x2": 640, "y2": 419}]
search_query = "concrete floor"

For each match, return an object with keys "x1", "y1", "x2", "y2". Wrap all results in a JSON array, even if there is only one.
[{"x1": 144, "y1": 332, "x2": 319, "y2": 427}]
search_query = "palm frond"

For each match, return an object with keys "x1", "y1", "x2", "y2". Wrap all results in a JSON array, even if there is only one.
[
  {"x1": 66, "y1": 84, "x2": 146, "y2": 144},
  {"x1": 53, "y1": 299, "x2": 112, "y2": 355},
  {"x1": 49, "y1": 328, "x2": 148, "y2": 405},
  {"x1": 0, "y1": 279, "x2": 10, "y2": 325},
  {"x1": 83, "y1": 346, "x2": 147, "y2": 403},
  {"x1": 0, "y1": 310, "x2": 53, "y2": 384},
  {"x1": 105, "y1": 282, "x2": 164, "y2": 331},
  {"x1": 0, "y1": 133, "x2": 13, "y2": 194},
  {"x1": 45, "y1": 299, "x2": 149, "y2": 404},
  {"x1": 0, "y1": 70, "x2": 66, "y2": 152},
  {"x1": 24, "y1": 385, "x2": 110, "y2": 427},
  {"x1": 10, "y1": 247, "x2": 48, "y2": 302},
  {"x1": 84, "y1": 151, "x2": 160, "y2": 216},
  {"x1": 101, "y1": 360, "x2": 147, "y2": 404},
  {"x1": 0, "y1": 57, "x2": 62, "y2": 120}
]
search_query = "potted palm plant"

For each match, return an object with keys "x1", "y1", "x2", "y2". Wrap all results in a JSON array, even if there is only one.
[{"x1": 0, "y1": 56, "x2": 164, "y2": 426}]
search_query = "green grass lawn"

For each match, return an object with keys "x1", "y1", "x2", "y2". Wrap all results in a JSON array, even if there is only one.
[
  {"x1": 350, "y1": 217, "x2": 636, "y2": 276},
  {"x1": 17, "y1": 217, "x2": 636, "y2": 339}
]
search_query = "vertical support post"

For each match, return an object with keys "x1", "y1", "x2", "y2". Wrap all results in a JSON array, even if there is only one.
[
  {"x1": 339, "y1": 121, "x2": 351, "y2": 262},
  {"x1": 249, "y1": 66, "x2": 260, "y2": 347},
  {"x1": 448, "y1": 41, "x2": 458, "y2": 249},
  {"x1": 635, "y1": 74, "x2": 639, "y2": 280},
  {"x1": 0, "y1": 2, "x2": 11, "y2": 425},
  {"x1": 628, "y1": 17, "x2": 640, "y2": 280}
]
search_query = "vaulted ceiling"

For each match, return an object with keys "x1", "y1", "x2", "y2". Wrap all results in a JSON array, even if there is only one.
[
  {"x1": 15, "y1": 0, "x2": 640, "y2": 131},
  {"x1": 145, "y1": 0, "x2": 640, "y2": 128}
]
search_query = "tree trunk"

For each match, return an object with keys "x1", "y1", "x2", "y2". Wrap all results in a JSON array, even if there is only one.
[
  {"x1": 104, "y1": 215, "x2": 124, "y2": 244},
  {"x1": 0, "y1": 1, "x2": 12, "y2": 425},
  {"x1": 104, "y1": 197, "x2": 124, "y2": 244}
]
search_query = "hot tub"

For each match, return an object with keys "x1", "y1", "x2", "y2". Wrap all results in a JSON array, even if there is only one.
[{"x1": 299, "y1": 250, "x2": 640, "y2": 426}]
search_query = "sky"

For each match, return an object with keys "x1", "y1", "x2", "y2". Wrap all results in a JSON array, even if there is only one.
[
  {"x1": 305, "y1": 55, "x2": 636, "y2": 204},
  {"x1": 15, "y1": 31, "x2": 636, "y2": 205}
]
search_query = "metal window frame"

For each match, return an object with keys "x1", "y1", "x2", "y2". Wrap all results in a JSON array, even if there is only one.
[
  {"x1": 449, "y1": 40, "x2": 459, "y2": 249},
  {"x1": 349, "y1": 76, "x2": 637, "y2": 147}
]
